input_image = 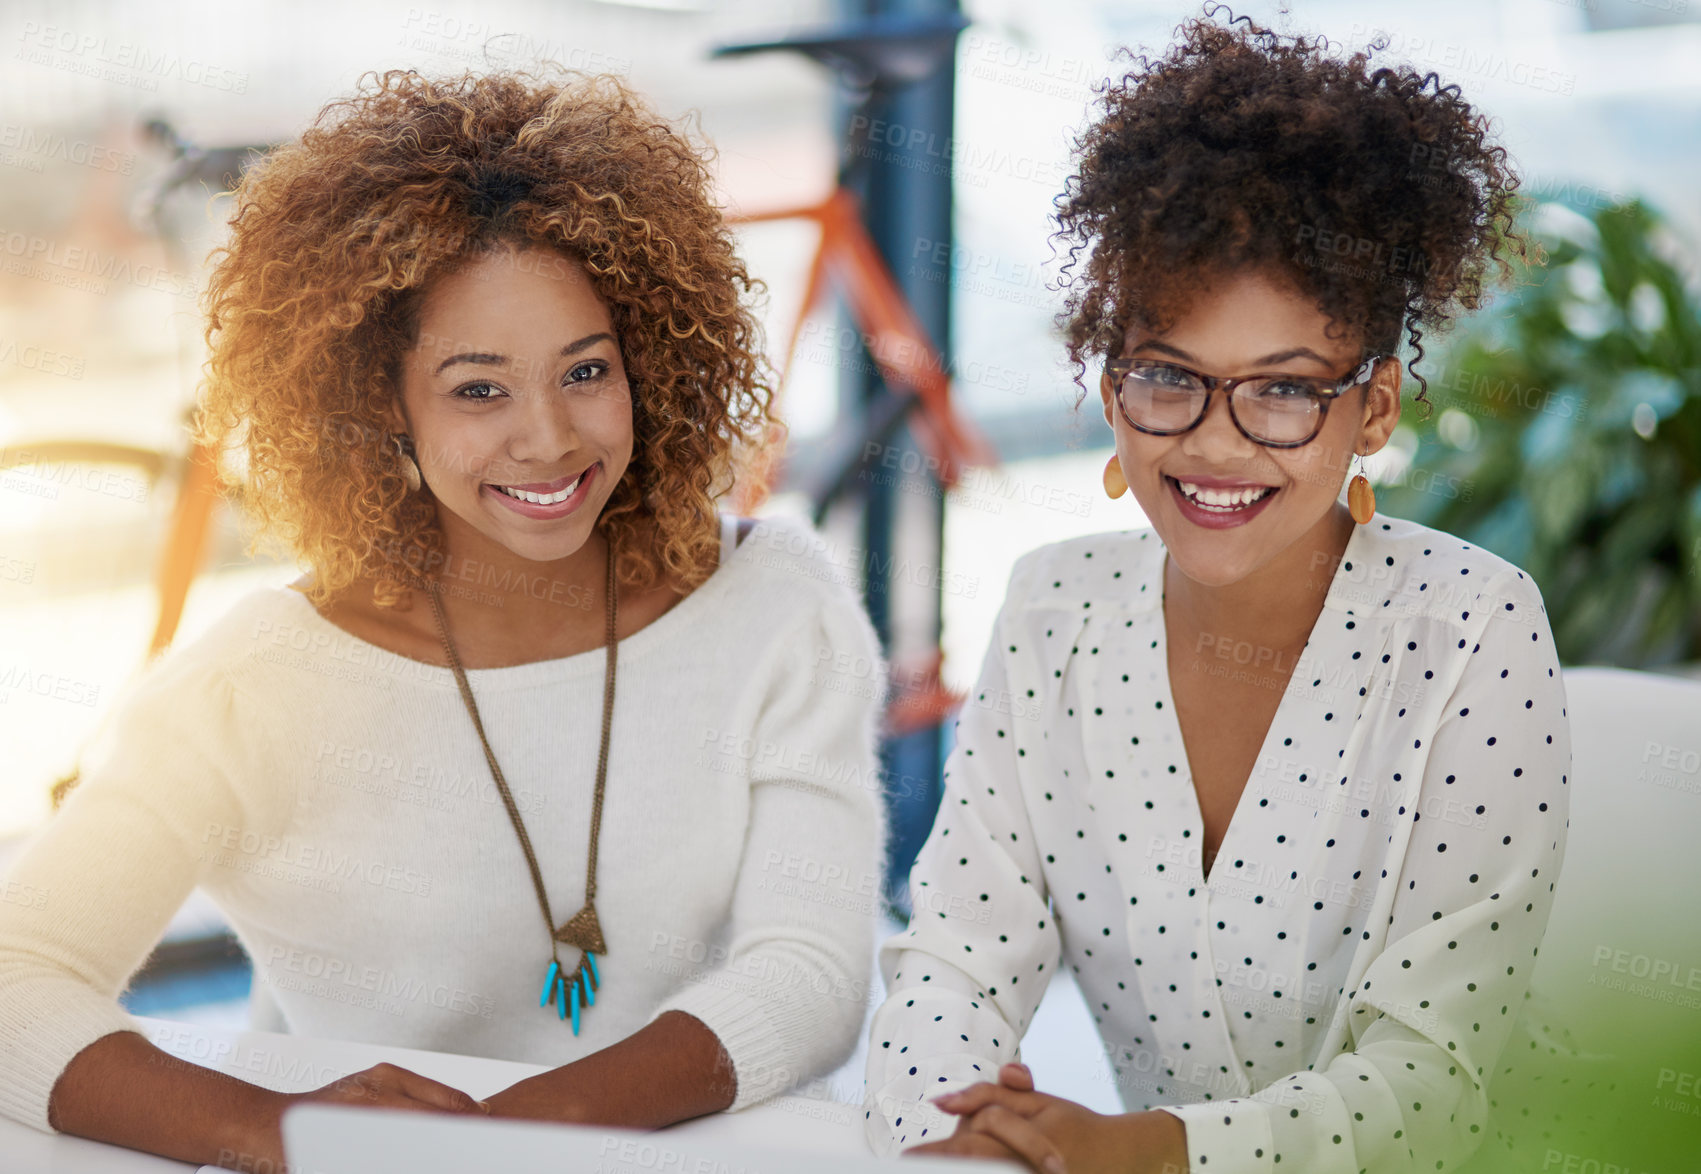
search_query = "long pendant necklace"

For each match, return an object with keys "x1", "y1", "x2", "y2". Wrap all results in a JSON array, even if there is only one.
[{"x1": 422, "y1": 539, "x2": 617, "y2": 1035}]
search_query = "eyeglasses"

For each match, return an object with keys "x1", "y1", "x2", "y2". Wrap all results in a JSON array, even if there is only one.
[{"x1": 1104, "y1": 353, "x2": 1389, "y2": 448}]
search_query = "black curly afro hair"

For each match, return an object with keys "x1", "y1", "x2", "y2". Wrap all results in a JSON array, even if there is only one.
[{"x1": 1054, "y1": 3, "x2": 1538, "y2": 412}]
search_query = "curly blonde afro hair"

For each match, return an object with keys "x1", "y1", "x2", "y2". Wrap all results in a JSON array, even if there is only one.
[{"x1": 198, "y1": 67, "x2": 777, "y2": 606}]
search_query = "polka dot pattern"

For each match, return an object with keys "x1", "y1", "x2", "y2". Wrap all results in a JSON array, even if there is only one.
[{"x1": 863, "y1": 517, "x2": 1571, "y2": 1174}]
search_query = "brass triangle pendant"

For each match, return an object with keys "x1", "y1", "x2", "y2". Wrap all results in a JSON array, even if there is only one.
[{"x1": 554, "y1": 902, "x2": 607, "y2": 955}]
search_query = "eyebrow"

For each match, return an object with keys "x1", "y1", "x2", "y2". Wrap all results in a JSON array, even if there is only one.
[
  {"x1": 1130, "y1": 340, "x2": 1335, "y2": 369},
  {"x1": 431, "y1": 332, "x2": 615, "y2": 375}
]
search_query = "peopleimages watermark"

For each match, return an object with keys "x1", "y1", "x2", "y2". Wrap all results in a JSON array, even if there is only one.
[
  {"x1": 1245, "y1": 759, "x2": 1485, "y2": 834},
  {"x1": 796, "y1": 318, "x2": 1032, "y2": 397},
  {"x1": 859, "y1": 438, "x2": 1094, "y2": 522},
  {"x1": 249, "y1": 617, "x2": 450, "y2": 689},
  {"x1": 0, "y1": 553, "x2": 36, "y2": 586},
  {"x1": 1639, "y1": 740, "x2": 1700, "y2": 796},
  {"x1": 1428, "y1": 364, "x2": 1584, "y2": 423},
  {"x1": 14, "y1": 22, "x2": 250, "y2": 93},
  {"x1": 846, "y1": 114, "x2": 1069, "y2": 189},
  {"x1": 1653, "y1": 1066, "x2": 1701, "y2": 1121},
  {"x1": 1539, "y1": 1146, "x2": 1665, "y2": 1174},
  {"x1": 1295, "y1": 224, "x2": 1456, "y2": 283},
  {"x1": 695, "y1": 721, "x2": 1033, "y2": 810},
  {"x1": 0, "y1": 336, "x2": 87, "y2": 380},
  {"x1": 1212, "y1": 957, "x2": 1441, "y2": 1034},
  {"x1": 906, "y1": 236, "x2": 1059, "y2": 313},
  {"x1": 1587, "y1": 945, "x2": 1701, "y2": 1011},
  {"x1": 645, "y1": 931, "x2": 873, "y2": 1009},
  {"x1": 1541, "y1": 0, "x2": 1691, "y2": 14},
  {"x1": 1185, "y1": 632, "x2": 1431, "y2": 708},
  {"x1": 959, "y1": 32, "x2": 1103, "y2": 102},
  {"x1": 1338, "y1": 25, "x2": 1575, "y2": 95},
  {"x1": 741, "y1": 513, "x2": 980, "y2": 599},
  {"x1": 805, "y1": 643, "x2": 1040, "y2": 727},
  {"x1": 312, "y1": 738, "x2": 547, "y2": 816},
  {"x1": 1094, "y1": 1044, "x2": 1321, "y2": 1115},
  {"x1": 1310, "y1": 548, "x2": 1541, "y2": 625},
  {"x1": 397, "y1": 8, "x2": 632, "y2": 75},
  {"x1": 0, "y1": 878, "x2": 49, "y2": 911},
  {"x1": 755, "y1": 847, "x2": 993, "y2": 926},
  {"x1": 0, "y1": 445, "x2": 148, "y2": 502},
  {"x1": 0, "y1": 662, "x2": 101, "y2": 707},
  {"x1": 0, "y1": 229, "x2": 199, "y2": 297},
  {"x1": 256, "y1": 944, "x2": 496, "y2": 1020},
  {"x1": 0, "y1": 123, "x2": 135, "y2": 174},
  {"x1": 149, "y1": 1021, "x2": 375, "y2": 1089},
  {"x1": 371, "y1": 538, "x2": 597, "y2": 612},
  {"x1": 592, "y1": 1130, "x2": 824, "y2": 1174},
  {"x1": 199, "y1": 821, "x2": 434, "y2": 898}
]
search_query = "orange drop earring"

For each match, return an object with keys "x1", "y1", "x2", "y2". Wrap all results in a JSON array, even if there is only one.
[
  {"x1": 1103, "y1": 454, "x2": 1128, "y2": 499},
  {"x1": 1347, "y1": 450, "x2": 1375, "y2": 524}
]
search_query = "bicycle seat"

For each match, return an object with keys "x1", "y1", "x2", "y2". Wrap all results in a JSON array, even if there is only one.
[
  {"x1": 140, "y1": 118, "x2": 269, "y2": 191},
  {"x1": 711, "y1": 13, "x2": 968, "y2": 92},
  {"x1": 135, "y1": 117, "x2": 273, "y2": 227}
]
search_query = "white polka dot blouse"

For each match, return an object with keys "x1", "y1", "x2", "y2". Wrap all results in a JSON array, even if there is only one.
[{"x1": 863, "y1": 515, "x2": 1572, "y2": 1173}]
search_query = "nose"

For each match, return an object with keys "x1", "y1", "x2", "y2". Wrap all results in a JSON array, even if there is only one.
[
  {"x1": 505, "y1": 378, "x2": 582, "y2": 471},
  {"x1": 1177, "y1": 387, "x2": 1259, "y2": 461}
]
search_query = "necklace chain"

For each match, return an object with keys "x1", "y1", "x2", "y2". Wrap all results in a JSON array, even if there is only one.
[{"x1": 420, "y1": 540, "x2": 618, "y2": 1001}]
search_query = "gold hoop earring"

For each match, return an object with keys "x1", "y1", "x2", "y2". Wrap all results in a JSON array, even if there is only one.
[
  {"x1": 1347, "y1": 450, "x2": 1375, "y2": 524},
  {"x1": 393, "y1": 433, "x2": 422, "y2": 493},
  {"x1": 1103, "y1": 454, "x2": 1128, "y2": 500}
]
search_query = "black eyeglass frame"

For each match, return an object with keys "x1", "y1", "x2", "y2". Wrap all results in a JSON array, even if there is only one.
[{"x1": 1103, "y1": 353, "x2": 1392, "y2": 449}]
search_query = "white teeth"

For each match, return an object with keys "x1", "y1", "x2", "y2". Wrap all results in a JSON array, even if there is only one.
[
  {"x1": 495, "y1": 473, "x2": 581, "y2": 505},
  {"x1": 1176, "y1": 480, "x2": 1273, "y2": 510}
]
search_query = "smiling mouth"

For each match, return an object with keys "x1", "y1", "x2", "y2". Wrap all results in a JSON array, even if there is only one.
[
  {"x1": 490, "y1": 469, "x2": 588, "y2": 506},
  {"x1": 1168, "y1": 477, "x2": 1278, "y2": 512}
]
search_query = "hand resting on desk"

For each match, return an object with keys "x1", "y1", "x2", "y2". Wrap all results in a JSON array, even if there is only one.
[{"x1": 49, "y1": 1030, "x2": 488, "y2": 1171}]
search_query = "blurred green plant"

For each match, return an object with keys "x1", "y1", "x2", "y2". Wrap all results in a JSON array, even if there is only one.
[{"x1": 1378, "y1": 196, "x2": 1701, "y2": 667}]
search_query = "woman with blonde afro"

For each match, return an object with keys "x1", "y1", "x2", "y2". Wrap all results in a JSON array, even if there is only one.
[{"x1": 0, "y1": 68, "x2": 885, "y2": 1169}]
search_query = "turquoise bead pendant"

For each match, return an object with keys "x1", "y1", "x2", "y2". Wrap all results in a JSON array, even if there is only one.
[
  {"x1": 540, "y1": 953, "x2": 601, "y2": 1034},
  {"x1": 538, "y1": 960, "x2": 560, "y2": 1008}
]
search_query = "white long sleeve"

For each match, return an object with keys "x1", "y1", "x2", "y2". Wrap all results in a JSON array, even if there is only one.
[
  {"x1": 0, "y1": 512, "x2": 884, "y2": 1132},
  {"x1": 864, "y1": 546, "x2": 1058, "y2": 1151},
  {"x1": 653, "y1": 579, "x2": 888, "y2": 1109},
  {"x1": 0, "y1": 649, "x2": 287, "y2": 1132}
]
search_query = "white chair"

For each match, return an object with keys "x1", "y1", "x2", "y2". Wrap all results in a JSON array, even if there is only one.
[{"x1": 1462, "y1": 666, "x2": 1701, "y2": 1173}]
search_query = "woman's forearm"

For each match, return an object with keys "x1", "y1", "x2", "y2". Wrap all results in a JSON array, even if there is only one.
[
  {"x1": 484, "y1": 1010, "x2": 736, "y2": 1128},
  {"x1": 48, "y1": 1029, "x2": 285, "y2": 1166}
]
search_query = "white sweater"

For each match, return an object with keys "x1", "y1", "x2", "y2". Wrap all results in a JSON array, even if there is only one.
[{"x1": 0, "y1": 513, "x2": 887, "y2": 1133}]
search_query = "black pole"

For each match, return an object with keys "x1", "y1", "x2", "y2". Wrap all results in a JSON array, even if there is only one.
[{"x1": 840, "y1": 0, "x2": 959, "y2": 913}]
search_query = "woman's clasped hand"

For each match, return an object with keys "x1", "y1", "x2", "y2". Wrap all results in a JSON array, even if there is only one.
[{"x1": 911, "y1": 1063, "x2": 1190, "y2": 1174}]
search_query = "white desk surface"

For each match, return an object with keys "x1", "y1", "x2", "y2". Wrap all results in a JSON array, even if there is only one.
[{"x1": 0, "y1": 1016, "x2": 870, "y2": 1173}]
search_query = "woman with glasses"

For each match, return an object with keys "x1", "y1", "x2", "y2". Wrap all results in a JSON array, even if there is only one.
[{"x1": 864, "y1": 12, "x2": 1569, "y2": 1174}]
